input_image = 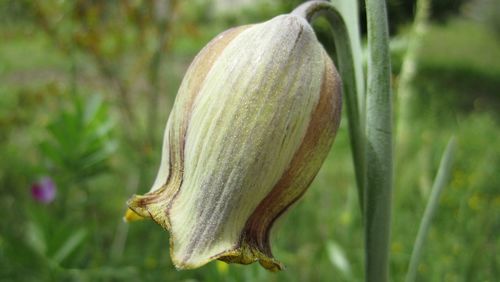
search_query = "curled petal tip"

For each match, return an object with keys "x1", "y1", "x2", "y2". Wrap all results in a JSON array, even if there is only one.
[{"x1": 123, "y1": 208, "x2": 144, "y2": 222}]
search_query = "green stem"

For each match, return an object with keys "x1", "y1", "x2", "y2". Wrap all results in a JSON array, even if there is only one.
[
  {"x1": 405, "y1": 137, "x2": 457, "y2": 282},
  {"x1": 292, "y1": 0, "x2": 366, "y2": 213},
  {"x1": 396, "y1": 0, "x2": 431, "y2": 148},
  {"x1": 330, "y1": 0, "x2": 366, "y2": 117},
  {"x1": 364, "y1": 0, "x2": 393, "y2": 281}
]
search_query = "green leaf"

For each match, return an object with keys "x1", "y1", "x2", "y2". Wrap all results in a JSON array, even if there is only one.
[{"x1": 51, "y1": 228, "x2": 87, "y2": 265}]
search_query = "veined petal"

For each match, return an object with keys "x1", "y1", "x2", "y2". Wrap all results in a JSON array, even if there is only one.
[
  {"x1": 127, "y1": 14, "x2": 342, "y2": 272},
  {"x1": 126, "y1": 25, "x2": 250, "y2": 225}
]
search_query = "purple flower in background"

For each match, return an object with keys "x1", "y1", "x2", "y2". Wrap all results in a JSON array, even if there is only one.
[{"x1": 31, "y1": 177, "x2": 56, "y2": 204}]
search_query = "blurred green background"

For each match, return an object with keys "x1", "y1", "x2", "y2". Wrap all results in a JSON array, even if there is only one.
[{"x1": 0, "y1": 0, "x2": 498, "y2": 281}]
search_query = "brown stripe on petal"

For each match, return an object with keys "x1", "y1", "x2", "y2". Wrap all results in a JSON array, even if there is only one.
[
  {"x1": 230, "y1": 49, "x2": 342, "y2": 268},
  {"x1": 126, "y1": 25, "x2": 251, "y2": 229}
]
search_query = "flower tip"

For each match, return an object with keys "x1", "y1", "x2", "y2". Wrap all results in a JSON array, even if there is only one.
[
  {"x1": 123, "y1": 208, "x2": 144, "y2": 222},
  {"x1": 259, "y1": 259, "x2": 284, "y2": 272}
]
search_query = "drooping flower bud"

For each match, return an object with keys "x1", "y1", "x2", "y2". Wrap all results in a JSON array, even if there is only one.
[{"x1": 126, "y1": 14, "x2": 342, "y2": 271}]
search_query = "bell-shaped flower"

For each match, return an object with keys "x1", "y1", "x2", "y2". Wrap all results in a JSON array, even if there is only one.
[{"x1": 126, "y1": 13, "x2": 342, "y2": 271}]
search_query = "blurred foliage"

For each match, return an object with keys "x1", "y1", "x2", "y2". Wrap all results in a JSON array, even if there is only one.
[
  {"x1": 464, "y1": 0, "x2": 500, "y2": 37},
  {"x1": 39, "y1": 94, "x2": 116, "y2": 182},
  {"x1": 0, "y1": 0, "x2": 499, "y2": 281}
]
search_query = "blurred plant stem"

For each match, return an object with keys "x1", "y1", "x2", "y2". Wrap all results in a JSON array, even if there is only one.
[
  {"x1": 405, "y1": 137, "x2": 457, "y2": 282},
  {"x1": 396, "y1": 0, "x2": 431, "y2": 149},
  {"x1": 147, "y1": 0, "x2": 179, "y2": 148},
  {"x1": 110, "y1": 172, "x2": 140, "y2": 262},
  {"x1": 364, "y1": 0, "x2": 393, "y2": 282},
  {"x1": 293, "y1": 0, "x2": 366, "y2": 213}
]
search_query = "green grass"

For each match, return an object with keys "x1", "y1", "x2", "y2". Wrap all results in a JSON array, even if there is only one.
[{"x1": 420, "y1": 19, "x2": 500, "y2": 76}]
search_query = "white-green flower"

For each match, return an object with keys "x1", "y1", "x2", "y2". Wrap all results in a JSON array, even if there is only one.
[{"x1": 125, "y1": 13, "x2": 342, "y2": 271}]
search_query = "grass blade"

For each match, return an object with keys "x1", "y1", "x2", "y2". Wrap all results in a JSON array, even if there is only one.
[
  {"x1": 52, "y1": 229, "x2": 87, "y2": 264},
  {"x1": 405, "y1": 137, "x2": 457, "y2": 282}
]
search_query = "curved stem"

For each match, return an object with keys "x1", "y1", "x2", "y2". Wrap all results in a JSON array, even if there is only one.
[
  {"x1": 292, "y1": 0, "x2": 366, "y2": 213},
  {"x1": 295, "y1": 1, "x2": 394, "y2": 281}
]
